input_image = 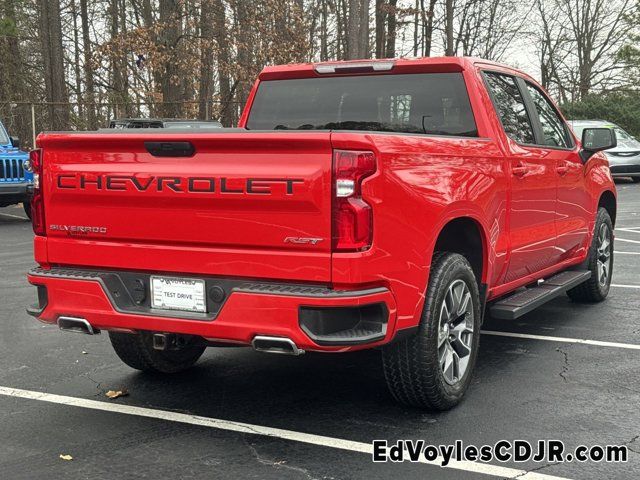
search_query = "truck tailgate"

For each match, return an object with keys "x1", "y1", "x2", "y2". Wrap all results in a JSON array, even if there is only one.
[{"x1": 38, "y1": 131, "x2": 333, "y2": 282}]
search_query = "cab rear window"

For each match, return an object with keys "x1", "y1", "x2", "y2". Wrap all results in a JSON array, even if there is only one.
[{"x1": 246, "y1": 73, "x2": 478, "y2": 137}]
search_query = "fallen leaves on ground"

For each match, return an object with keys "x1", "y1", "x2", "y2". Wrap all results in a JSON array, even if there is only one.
[
  {"x1": 105, "y1": 389, "x2": 129, "y2": 400},
  {"x1": 59, "y1": 454, "x2": 73, "y2": 461}
]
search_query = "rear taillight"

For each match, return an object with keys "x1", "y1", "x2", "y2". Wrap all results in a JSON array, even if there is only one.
[
  {"x1": 332, "y1": 149, "x2": 376, "y2": 251},
  {"x1": 29, "y1": 149, "x2": 46, "y2": 236}
]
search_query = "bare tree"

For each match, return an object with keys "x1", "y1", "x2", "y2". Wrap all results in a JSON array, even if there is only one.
[
  {"x1": 198, "y1": 0, "x2": 214, "y2": 119},
  {"x1": 158, "y1": 0, "x2": 183, "y2": 117},
  {"x1": 375, "y1": 0, "x2": 385, "y2": 57},
  {"x1": 444, "y1": 0, "x2": 453, "y2": 55},
  {"x1": 384, "y1": 0, "x2": 397, "y2": 57},
  {"x1": 534, "y1": 0, "x2": 636, "y2": 101},
  {"x1": 535, "y1": 0, "x2": 569, "y2": 101},
  {"x1": 422, "y1": 0, "x2": 438, "y2": 56},
  {"x1": 557, "y1": 0, "x2": 634, "y2": 99},
  {"x1": 213, "y1": 0, "x2": 234, "y2": 126},
  {"x1": 347, "y1": 0, "x2": 369, "y2": 58},
  {"x1": 39, "y1": 0, "x2": 69, "y2": 130},
  {"x1": 453, "y1": 0, "x2": 531, "y2": 61},
  {"x1": 79, "y1": 0, "x2": 97, "y2": 128}
]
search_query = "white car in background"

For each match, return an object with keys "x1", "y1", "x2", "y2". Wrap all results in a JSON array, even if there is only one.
[{"x1": 569, "y1": 120, "x2": 640, "y2": 183}]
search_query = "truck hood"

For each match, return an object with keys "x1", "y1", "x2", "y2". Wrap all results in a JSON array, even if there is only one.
[{"x1": 0, "y1": 146, "x2": 28, "y2": 158}]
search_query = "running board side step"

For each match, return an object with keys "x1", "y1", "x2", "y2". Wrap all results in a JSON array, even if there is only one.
[{"x1": 490, "y1": 270, "x2": 591, "y2": 320}]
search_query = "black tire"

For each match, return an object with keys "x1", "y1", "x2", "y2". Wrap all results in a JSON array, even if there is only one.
[
  {"x1": 23, "y1": 201, "x2": 31, "y2": 220},
  {"x1": 109, "y1": 331, "x2": 206, "y2": 373},
  {"x1": 382, "y1": 252, "x2": 481, "y2": 410},
  {"x1": 632, "y1": 177, "x2": 640, "y2": 183},
  {"x1": 567, "y1": 207, "x2": 613, "y2": 303}
]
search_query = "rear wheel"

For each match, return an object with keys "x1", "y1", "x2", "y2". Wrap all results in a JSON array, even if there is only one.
[
  {"x1": 109, "y1": 331, "x2": 206, "y2": 373},
  {"x1": 382, "y1": 252, "x2": 481, "y2": 410},
  {"x1": 567, "y1": 207, "x2": 613, "y2": 303},
  {"x1": 632, "y1": 177, "x2": 640, "y2": 183},
  {"x1": 23, "y1": 201, "x2": 31, "y2": 219}
]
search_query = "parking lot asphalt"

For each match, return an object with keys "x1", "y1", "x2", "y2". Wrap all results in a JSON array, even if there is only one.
[{"x1": 0, "y1": 180, "x2": 639, "y2": 480}]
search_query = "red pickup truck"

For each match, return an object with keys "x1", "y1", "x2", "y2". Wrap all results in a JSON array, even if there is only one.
[{"x1": 27, "y1": 57, "x2": 617, "y2": 410}]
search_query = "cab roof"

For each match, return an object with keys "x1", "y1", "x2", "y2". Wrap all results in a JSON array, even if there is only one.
[{"x1": 258, "y1": 56, "x2": 534, "y2": 82}]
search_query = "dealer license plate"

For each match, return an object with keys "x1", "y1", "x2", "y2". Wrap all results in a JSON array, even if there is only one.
[{"x1": 151, "y1": 276, "x2": 207, "y2": 313}]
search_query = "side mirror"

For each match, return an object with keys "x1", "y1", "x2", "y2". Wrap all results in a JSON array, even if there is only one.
[
  {"x1": 10, "y1": 136, "x2": 20, "y2": 149},
  {"x1": 580, "y1": 128, "x2": 616, "y2": 163}
]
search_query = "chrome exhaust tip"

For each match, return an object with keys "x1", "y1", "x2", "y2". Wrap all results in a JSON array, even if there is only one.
[
  {"x1": 57, "y1": 316, "x2": 99, "y2": 335},
  {"x1": 251, "y1": 335, "x2": 305, "y2": 356}
]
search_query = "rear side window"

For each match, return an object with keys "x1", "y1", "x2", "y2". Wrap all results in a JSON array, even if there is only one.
[
  {"x1": 246, "y1": 73, "x2": 478, "y2": 137},
  {"x1": 484, "y1": 72, "x2": 535, "y2": 144},
  {"x1": 525, "y1": 83, "x2": 571, "y2": 148}
]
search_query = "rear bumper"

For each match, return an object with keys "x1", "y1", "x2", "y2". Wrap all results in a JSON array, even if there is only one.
[
  {"x1": 27, "y1": 267, "x2": 399, "y2": 352},
  {"x1": 0, "y1": 182, "x2": 32, "y2": 204}
]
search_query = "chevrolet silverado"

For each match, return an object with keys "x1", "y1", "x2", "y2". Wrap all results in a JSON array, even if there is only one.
[{"x1": 26, "y1": 57, "x2": 617, "y2": 410}]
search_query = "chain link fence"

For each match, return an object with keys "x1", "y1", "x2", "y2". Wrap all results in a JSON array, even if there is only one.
[{"x1": 0, "y1": 100, "x2": 242, "y2": 150}]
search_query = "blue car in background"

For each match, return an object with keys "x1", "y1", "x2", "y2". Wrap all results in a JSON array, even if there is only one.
[{"x1": 0, "y1": 120, "x2": 32, "y2": 218}]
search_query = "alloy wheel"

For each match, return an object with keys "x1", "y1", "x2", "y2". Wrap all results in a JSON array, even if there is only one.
[
  {"x1": 438, "y1": 279, "x2": 475, "y2": 386},
  {"x1": 596, "y1": 223, "x2": 612, "y2": 287}
]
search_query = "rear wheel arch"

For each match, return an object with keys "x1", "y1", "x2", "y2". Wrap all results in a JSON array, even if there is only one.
[{"x1": 432, "y1": 217, "x2": 487, "y2": 285}]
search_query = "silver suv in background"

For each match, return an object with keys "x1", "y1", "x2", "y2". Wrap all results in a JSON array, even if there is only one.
[{"x1": 569, "y1": 120, "x2": 640, "y2": 183}]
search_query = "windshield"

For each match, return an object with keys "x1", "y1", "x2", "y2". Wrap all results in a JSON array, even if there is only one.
[
  {"x1": 246, "y1": 73, "x2": 478, "y2": 137},
  {"x1": 0, "y1": 124, "x2": 10, "y2": 145}
]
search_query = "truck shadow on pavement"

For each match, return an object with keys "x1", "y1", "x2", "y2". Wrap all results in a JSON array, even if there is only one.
[{"x1": 103, "y1": 306, "x2": 585, "y2": 438}]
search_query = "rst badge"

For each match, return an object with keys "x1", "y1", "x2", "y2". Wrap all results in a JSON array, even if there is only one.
[{"x1": 284, "y1": 237, "x2": 324, "y2": 245}]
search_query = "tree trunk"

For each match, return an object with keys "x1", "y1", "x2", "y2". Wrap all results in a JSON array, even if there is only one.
[
  {"x1": 198, "y1": 0, "x2": 214, "y2": 119},
  {"x1": 375, "y1": 0, "x2": 386, "y2": 58},
  {"x1": 0, "y1": 0, "x2": 29, "y2": 143},
  {"x1": 140, "y1": 0, "x2": 163, "y2": 117},
  {"x1": 358, "y1": 0, "x2": 369, "y2": 58},
  {"x1": 336, "y1": 0, "x2": 348, "y2": 59},
  {"x1": 109, "y1": 0, "x2": 129, "y2": 115},
  {"x1": 413, "y1": 0, "x2": 419, "y2": 57},
  {"x1": 234, "y1": 0, "x2": 250, "y2": 121},
  {"x1": 445, "y1": 0, "x2": 454, "y2": 56},
  {"x1": 213, "y1": 0, "x2": 233, "y2": 126},
  {"x1": 423, "y1": 0, "x2": 436, "y2": 57},
  {"x1": 70, "y1": 0, "x2": 84, "y2": 120},
  {"x1": 347, "y1": 0, "x2": 360, "y2": 59},
  {"x1": 39, "y1": 0, "x2": 70, "y2": 130},
  {"x1": 384, "y1": 0, "x2": 396, "y2": 58},
  {"x1": 320, "y1": 0, "x2": 328, "y2": 61},
  {"x1": 159, "y1": 0, "x2": 183, "y2": 118},
  {"x1": 79, "y1": 0, "x2": 97, "y2": 129}
]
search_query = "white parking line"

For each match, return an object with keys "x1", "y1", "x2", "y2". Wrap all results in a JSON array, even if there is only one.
[
  {"x1": 0, "y1": 212, "x2": 28, "y2": 220},
  {"x1": 614, "y1": 251, "x2": 640, "y2": 255},
  {"x1": 615, "y1": 237, "x2": 640, "y2": 245},
  {"x1": 611, "y1": 284, "x2": 640, "y2": 289},
  {"x1": 616, "y1": 227, "x2": 640, "y2": 234},
  {"x1": 0, "y1": 386, "x2": 570, "y2": 480},
  {"x1": 481, "y1": 331, "x2": 640, "y2": 350}
]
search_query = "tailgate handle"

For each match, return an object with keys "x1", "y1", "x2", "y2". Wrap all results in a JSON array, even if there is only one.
[{"x1": 145, "y1": 141, "x2": 195, "y2": 157}]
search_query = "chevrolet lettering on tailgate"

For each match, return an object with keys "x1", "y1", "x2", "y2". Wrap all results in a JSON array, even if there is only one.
[{"x1": 55, "y1": 174, "x2": 305, "y2": 195}]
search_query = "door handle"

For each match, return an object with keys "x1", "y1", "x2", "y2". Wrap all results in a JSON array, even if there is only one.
[
  {"x1": 556, "y1": 162, "x2": 569, "y2": 176},
  {"x1": 512, "y1": 163, "x2": 527, "y2": 177},
  {"x1": 145, "y1": 141, "x2": 195, "y2": 157}
]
